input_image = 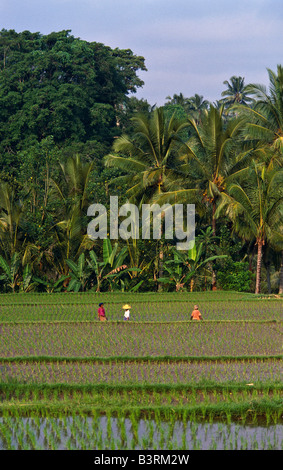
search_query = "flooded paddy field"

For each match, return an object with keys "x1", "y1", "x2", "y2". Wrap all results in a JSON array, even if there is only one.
[{"x1": 0, "y1": 292, "x2": 282, "y2": 450}]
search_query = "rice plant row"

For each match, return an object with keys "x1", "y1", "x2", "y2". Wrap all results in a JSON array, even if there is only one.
[
  {"x1": 0, "y1": 382, "x2": 282, "y2": 409},
  {"x1": 0, "y1": 322, "x2": 282, "y2": 358},
  {"x1": 0, "y1": 357, "x2": 282, "y2": 385},
  {"x1": 0, "y1": 414, "x2": 282, "y2": 450},
  {"x1": 0, "y1": 299, "x2": 282, "y2": 322},
  {"x1": 0, "y1": 290, "x2": 261, "y2": 306}
]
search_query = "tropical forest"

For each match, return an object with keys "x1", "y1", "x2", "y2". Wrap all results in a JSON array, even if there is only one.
[
  {"x1": 0, "y1": 28, "x2": 283, "y2": 453},
  {"x1": 0, "y1": 28, "x2": 283, "y2": 296}
]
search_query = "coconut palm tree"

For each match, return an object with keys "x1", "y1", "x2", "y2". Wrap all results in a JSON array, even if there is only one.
[
  {"x1": 104, "y1": 107, "x2": 191, "y2": 203},
  {"x1": 54, "y1": 154, "x2": 94, "y2": 212},
  {"x1": 104, "y1": 107, "x2": 194, "y2": 290},
  {"x1": 187, "y1": 93, "x2": 210, "y2": 123},
  {"x1": 50, "y1": 154, "x2": 95, "y2": 274},
  {"x1": 237, "y1": 66, "x2": 283, "y2": 163},
  {"x1": 160, "y1": 105, "x2": 252, "y2": 232},
  {"x1": 155, "y1": 104, "x2": 253, "y2": 289},
  {"x1": 221, "y1": 76, "x2": 254, "y2": 107},
  {"x1": 165, "y1": 92, "x2": 190, "y2": 110},
  {"x1": 238, "y1": 65, "x2": 283, "y2": 292},
  {"x1": 216, "y1": 161, "x2": 283, "y2": 294},
  {"x1": 279, "y1": 252, "x2": 283, "y2": 294}
]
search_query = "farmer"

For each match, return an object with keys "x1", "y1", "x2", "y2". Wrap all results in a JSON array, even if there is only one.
[
  {"x1": 190, "y1": 305, "x2": 203, "y2": 321},
  {"x1": 98, "y1": 302, "x2": 107, "y2": 321},
  {"x1": 122, "y1": 304, "x2": 131, "y2": 321}
]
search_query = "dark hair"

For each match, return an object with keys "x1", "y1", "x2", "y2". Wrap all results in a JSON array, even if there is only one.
[{"x1": 99, "y1": 303, "x2": 103, "y2": 306}]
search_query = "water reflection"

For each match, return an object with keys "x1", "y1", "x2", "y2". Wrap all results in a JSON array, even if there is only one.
[{"x1": 0, "y1": 416, "x2": 282, "y2": 450}]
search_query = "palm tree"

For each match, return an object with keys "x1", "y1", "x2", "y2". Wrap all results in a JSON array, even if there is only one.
[
  {"x1": 187, "y1": 93, "x2": 210, "y2": 123},
  {"x1": 104, "y1": 107, "x2": 191, "y2": 203},
  {"x1": 187, "y1": 105, "x2": 253, "y2": 232},
  {"x1": 242, "y1": 66, "x2": 283, "y2": 165},
  {"x1": 221, "y1": 76, "x2": 254, "y2": 107},
  {"x1": 155, "y1": 104, "x2": 252, "y2": 289},
  {"x1": 238, "y1": 65, "x2": 283, "y2": 292},
  {"x1": 104, "y1": 107, "x2": 192, "y2": 290},
  {"x1": 279, "y1": 252, "x2": 283, "y2": 294},
  {"x1": 54, "y1": 154, "x2": 94, "y2": 212},
  {"x1": 165, "y1": 93, "x2": 190, "y2": 109},
  {"x1": 51, "y1": 154, "x2": 95, "y2": 274},
  {"x1": 216, "y1": 161, "x2": 283, "y2": 294}
]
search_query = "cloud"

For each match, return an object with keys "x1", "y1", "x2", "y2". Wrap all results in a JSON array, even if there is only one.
[
  {"x1": 128, "y1": 10, "x2": 283, "y2": 104},
  {"x1": 128, "y1": 14, "x2": 281, "y2": 45},
  {"x1": 2, "y1": 0, "x2": 283, "y2": 106}
]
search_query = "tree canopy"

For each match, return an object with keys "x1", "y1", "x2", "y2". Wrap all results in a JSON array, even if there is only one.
[{"x1": 0, "y1": 29, "x2": 147, "y2": 160}]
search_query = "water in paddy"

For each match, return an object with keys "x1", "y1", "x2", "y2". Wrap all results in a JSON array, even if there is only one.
[{"x1": 0, "y1": 416, "x2": 282, "y2": 450}]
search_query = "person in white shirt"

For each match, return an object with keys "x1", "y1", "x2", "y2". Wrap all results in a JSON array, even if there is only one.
[
  {"x1": 124, "y1": 309, "x2": 130, "y2": 320},
  {"x1": 123, "y1": 304, "x2": 131, "y2": 321}
]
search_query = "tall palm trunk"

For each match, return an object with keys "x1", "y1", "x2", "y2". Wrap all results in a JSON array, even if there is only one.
[
  {"x1": 158, "y1": 243, "x2": 164, "y2": 292},
  {"x1": 266, "y1": 260, "x2": 272, "y2": 294},
  {"x1": 211, "y1": 200, "x2": 217, "y2": 290},
  {"x1": 279, "y1": 250, "x2": 283, "y2": 295},
  {"x1": 158, "y1": 179, "x2": 164, "y2": 292},
  {"x1": 255, "y1": 239, "x2": 264, "y2": 294}
]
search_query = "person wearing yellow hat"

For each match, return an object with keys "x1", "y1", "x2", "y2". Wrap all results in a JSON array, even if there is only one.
[{"x1": 123, "y1": 304, "x2": 131, "y2": 321}]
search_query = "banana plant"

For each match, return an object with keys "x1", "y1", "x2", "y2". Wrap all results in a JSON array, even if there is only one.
[
  {"x1": 65, "y1": 252, "x2": 90, "y2": 292},
  {"x1": 0, "y1": 253, "x2": 21, "y2": 292},
  {"x1": 18, "y1": 264, "x2": 45, "y2": 293},
  {"x1": 0, "y1": 252, "x2": 65, "y2": 293},
  {"x1": 19, "y1": 264, "x2": 34, "y2": 292},
  {"x1": 119, "y1": 278, "x2": 144, "y2": 292},
  {"x1": 0, "y1": 182, "x2": 25, "y2": 258},
  {"x1": 158, "y1": 242, "x2": 227, "y2": 291},
  {"x1": 87, "y1": 238, "x2": 129, "y2": 292},
  {"x1": 87, "y1": 250, "x2": 106, "y2": 292},
  {"x1": 32, "y1": 275, "x2": 69, "y2": 293}
]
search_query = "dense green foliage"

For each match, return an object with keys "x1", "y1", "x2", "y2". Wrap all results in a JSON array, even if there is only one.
[
  {"x1": 0, "y1": 29, "x2": 282, "y2": 294},
  {"x1": 0, "y1": 29, "x2": 146, "y2": 154}
]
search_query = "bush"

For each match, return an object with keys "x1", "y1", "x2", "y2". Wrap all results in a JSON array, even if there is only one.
[{"x1": 218, "y1": 260, "x2": 254, "y2": 292}]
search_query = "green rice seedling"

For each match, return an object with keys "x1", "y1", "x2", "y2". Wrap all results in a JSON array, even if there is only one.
[
  {"x1": 225, "y1": 411, "x2": 232, "y2": 425},
  {"x1": 210, "y1": 434, "x2": 218, "y2": 450},
  {"x1": 106, "y1": 412, "x2": 112, "y2": 441},
  {"x1": 129, "y1": 411, "x2": 139, "y2": 443},
  {"x1": 179, "y1": 423, "x2": 187, "y2": 450},
  {"x1": 147, "y1": 419, "x2": 155, "y2": 449},
  {"x1": 141, "y1": 432, "x2": 150, "y2": 450},
  {"x1": 118, "y1": 415, "x2": 127, "y2": 446},
  {"x1": 129, "y1": 437, "x2": 136, "y2": 450},
  {"x1": 66, "y1": 436, "x2": 73, "y2": 450},
  {"x1": 17, "y1": 429, "x2": 27, "y2": 450}
]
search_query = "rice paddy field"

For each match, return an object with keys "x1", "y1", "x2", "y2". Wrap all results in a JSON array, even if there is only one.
[{"x1": 0, "y1": 290, "x2": 282, "y2": 451}]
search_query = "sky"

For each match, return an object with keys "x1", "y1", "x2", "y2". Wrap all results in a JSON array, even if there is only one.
[{"x1": 1, "y1": 0, "x2": 283, "y2": 105}]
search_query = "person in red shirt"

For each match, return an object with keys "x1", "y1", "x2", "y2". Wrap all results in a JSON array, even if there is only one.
[
  {"x1": 98, "y1": 302, "x2": 107, "y2": 321},
  {"x1": 190, "y1": 305, "x2": 203, "y2": 320}
]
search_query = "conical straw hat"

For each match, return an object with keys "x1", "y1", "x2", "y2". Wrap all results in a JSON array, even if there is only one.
[{"x1": 122, "y1": 304, "x2": 131, "y2": 309}]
